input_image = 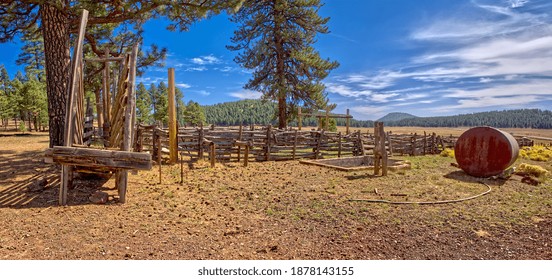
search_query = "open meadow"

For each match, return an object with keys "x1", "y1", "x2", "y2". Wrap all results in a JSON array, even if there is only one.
[{"x1": 0, "y1": 128, "x2": 551, "y2": 259}]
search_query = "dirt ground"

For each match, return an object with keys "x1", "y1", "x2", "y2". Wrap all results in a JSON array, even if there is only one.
[{"x1": 0, "y1": 131, "x2": 551, "y2": 260}]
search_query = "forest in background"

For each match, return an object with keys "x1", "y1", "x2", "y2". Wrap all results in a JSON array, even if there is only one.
[{"x1": 201, "y1": 99, "x2": 552, "y2": 129}]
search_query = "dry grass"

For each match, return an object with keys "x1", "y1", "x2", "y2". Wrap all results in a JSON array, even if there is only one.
[
  {"x1": 520, "y1": 145, "x2": 552, "y2": 162},
  {"x1": 1, "y1": 130, "x2": 551, "y2": 259}
]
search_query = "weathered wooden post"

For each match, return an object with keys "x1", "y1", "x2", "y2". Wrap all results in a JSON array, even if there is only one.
[
  {"x1": 168, "y1": 68, "x2": 178, "y2": 164},
  {"x1": 373, "y1": 121, "x2": 388, "y2": 176},
  {"x1": 158, "y1": 134, "x2": 162, "y2": 184},
  {"x1": 60, "y1": 9, "x2": 88, "y2": 205},
  {"x1": 357, "y1": 130, "x2": 366, "y2": 156},
  {"x1": 338, "y1": 131, "x2": 342, "y2": 158},
  {"x1": 297, "y1": 107, "x2": 302, "y2": 131},
  {"x1": 423, "y1": 131, "x2": 427, "y2": 155},
  {"x1": 115, "y1": 43, "x2": 139, "y2": 203},
  {"x1": 315, "y1": 130, "x2": 324, "y2": 159},
  {"x1": 198, "y1": 124, "x2": 204, "y2": 159},
  {"x1": 210, "y1": 142, "x2": 216, "y2": 168},
  {"x1": 325, "y1": 107, "x2": 329, "y2": 131},
  {"x1": 430, "y1": 132, "x2": 436, "y2": 154},
  {"x1": 94, "y1": 88, "x2": 104, "y2": 136},
  {"x1": 292, "y1": 129, "x2": 298, "y2": 160},
  {"x1": 411, "y1": 133, "x2": 417, "y2": 156},
  {"x1": 103, "y1": 48, "x2": 111, "y2": 123},
  {"x1": 237, "y1": 124, "x2": 243, "y2": 162},
  {"x1": 266, "y1": 125, "x2": 272, "y2": 161},
  {"x1": 346, "y1": 109, "x2": 350, "y2": 135},
  {"x1": 102, "y1": 48, "x2": 111, "y2": 144},
  {"x1": 244, "y1": 144, "x2": 249, "y2": 167},
  {"x1": 387, "y1": 131, "x2": 393, "y2": 156}
]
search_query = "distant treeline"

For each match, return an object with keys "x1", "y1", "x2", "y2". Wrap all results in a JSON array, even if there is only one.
[
  {"x1": 203, "y1": 100, "x2": 552, "y2": 129},
  {"x1": 386, "y1": 109, "x2": 552, "y2": 129}
]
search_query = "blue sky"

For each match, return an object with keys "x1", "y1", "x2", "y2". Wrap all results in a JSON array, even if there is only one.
[{"x1": 1, "y1": 0, "x2": 552, "y2": 120}]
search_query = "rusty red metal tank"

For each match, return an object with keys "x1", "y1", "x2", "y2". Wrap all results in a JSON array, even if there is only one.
[{"x1": 454, "y1": 126, "x2": 519, "y2": 177}]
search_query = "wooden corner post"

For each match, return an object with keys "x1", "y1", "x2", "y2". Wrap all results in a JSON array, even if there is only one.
[{"x1": 168, "y1": 68, "x2": 178, "y2": 164}]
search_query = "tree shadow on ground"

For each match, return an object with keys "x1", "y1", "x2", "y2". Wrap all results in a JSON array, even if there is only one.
[{"x1": 0, "y1": 151, "x2": 114, "y2": 209}]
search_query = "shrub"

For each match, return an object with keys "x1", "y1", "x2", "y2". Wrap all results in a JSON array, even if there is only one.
[
  {"x1": 517, "y1": 163, "x2": 548, "y2": 178},
  {"x1": 440, "y1": 148, "x2": 455, "y2": 158},
  {"x1": 18, "y1": 121, "x2": 26, "y2": 132},
  {"x1": 519, "y1": 146, "x2": 552, "y2": 162}
]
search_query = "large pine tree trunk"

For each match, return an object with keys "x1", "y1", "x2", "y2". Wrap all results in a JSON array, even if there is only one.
[
  {"x1": 274, "y1": 2, "x2": 287, "y2": 129},
  {"x1": 40, "y1": 3, "x2": 71, "y2": 147},
  {"x1": 277, "y1": 94, "x2": 286, "y2": 129}
]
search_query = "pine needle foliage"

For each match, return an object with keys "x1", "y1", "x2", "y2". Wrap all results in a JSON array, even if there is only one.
[{"x1": 228, "y1": 0, "x2": 339, "y2": 128}]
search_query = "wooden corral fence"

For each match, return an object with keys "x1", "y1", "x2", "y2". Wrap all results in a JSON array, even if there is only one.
[
  {"x1": 44, "y1": 10, "x2": 152, "y2": 205},
  {"x1": 134, "y1": 122, "x2": 481, "y2": 168}
]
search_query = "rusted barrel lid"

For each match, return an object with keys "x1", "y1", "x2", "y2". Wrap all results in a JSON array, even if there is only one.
[{"x1": 454, "y1": 126, "x2": 519, "y2": 177}]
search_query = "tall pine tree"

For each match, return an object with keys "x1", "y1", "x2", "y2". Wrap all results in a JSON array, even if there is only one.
[
  {"x1": 136, "y1": 82, "x2": 153, "y2": 124},
  {"x1": 16, "y1": 23, "x2": 45, "y2": 81},
  {"x1": 153, "y1": 82, "x2": 169, "y2": 125},
  {"x1": 175, "y1": 87, "x2": 186, "y2": 126},
  {"x1": 228, "y1": 0, "x2": 338, "y2": 128}
]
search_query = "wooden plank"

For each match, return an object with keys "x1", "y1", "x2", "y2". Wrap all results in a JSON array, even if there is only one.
[
  {"x1": 60, "y1": 9, "x2": 88, "y2": 206},
  {"x1": 103, "y1": 48, "x2": 111, "y2": 124},
  {"x1": 48, "y1": 146, "x2": 152, "y2": 170}
]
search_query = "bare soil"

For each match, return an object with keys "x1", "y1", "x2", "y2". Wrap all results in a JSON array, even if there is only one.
[{"x1": 0, "y1": 131, "x2": 551, "y2": 260}]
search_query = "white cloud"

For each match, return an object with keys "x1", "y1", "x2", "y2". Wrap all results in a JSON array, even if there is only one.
[
  {"x1": 218, "y1": 66, "x2": 235, "y2": 72},
  {"x1": 184, "y1": 66, "x2": 207, "y2": 72},
  {"x1": 191, "y1": 54, "x2": 221, "y2": 65},
  {"x1": 339, "y1": 71, "x2": 399, "y2": 89},
  {"x1": 411, "y1": 2, "x2": 552, "y2": 51},
  {"x1": 229, "y1": 90, "x2": 263, "y2": 100},
  {"x1": 509, "y1": 0, "x2": 529, "y2": 8},
  {"x1": 325, "y1": 82, "x2": 373, "y2": 98},
  {"x1": 428, "y1": 78, "x2": 552, "y2": 112},
  {"x1": 370, "y1": 93, "x2": 399, "y2": 103},
  {"x1": 444, "y1": 79, "x2": 552, "y2": 99},
  {"x1": 176, "y1": 83, "x2": 191, "y2": 89},
  {"x1": 393, "y1": 93, "x2": 430, "y2": 101},
  {"x1": 432, "y1": 95, "x2": 542, "y2": 112}
]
